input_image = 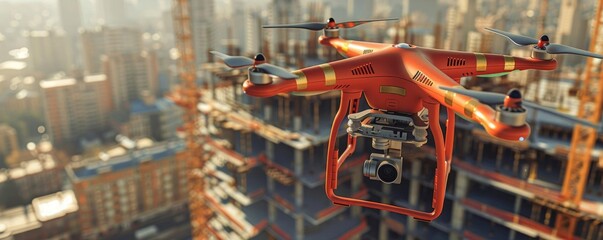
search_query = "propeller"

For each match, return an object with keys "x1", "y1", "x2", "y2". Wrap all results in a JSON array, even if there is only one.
[
  {"x1": 263, "y1": 17, "x2": 398, "y2": 31},
  {"x1": 439, "y1": 86, "x2": 600, "y2": 129},
  {"x1": 484, "y1": 28, "x2": 603, "y2": 59},
  {"x1": 210, "y1": 51, "x2": 297, "y2": 79}
]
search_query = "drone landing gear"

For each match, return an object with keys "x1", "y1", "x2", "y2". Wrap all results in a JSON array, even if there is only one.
[{"x1": 325, "y1": 91, "x2": 455, "y2": 221}]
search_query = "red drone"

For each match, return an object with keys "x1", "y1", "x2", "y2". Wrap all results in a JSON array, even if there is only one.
[{"x1": 211, "y1": 17, "x2": 602, "y2": 221}]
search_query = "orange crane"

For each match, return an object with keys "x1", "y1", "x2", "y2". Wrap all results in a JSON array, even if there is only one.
[
  {"x1": 556, "y1": 0, "x2": 603, "y2": 238},
  {"x1": 172, "y1": 0, "x2": 211, "y2": 239}
]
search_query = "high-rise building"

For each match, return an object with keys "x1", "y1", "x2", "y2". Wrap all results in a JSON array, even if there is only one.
[
  {"x1": 0, "y1": 124, "x2": 18, "y2": 158},
  {"x1": 26, "y1": 30, "x2": 73, "y2": 76},
  {"x1": 80, "y1": 26, "x2": 142, "y2": 74},
  {"x1": 40, "y1": 74, "x2": 112, "y2": 146},
  {"x1": 347, "y1": 0, "x2": 375, "y2": 20},
  {"x1": 444, "y1": 0, "x2": 477, "y2": 51},
  {"x1": 99, "y1": 0, "x2": 127, "y2": 27},
  {"x1": 66, "y1": 139, "x2": 189, "y2": 238},
  {"x1": 122, "y1": 96, "x2": 182, "y2": 141},
  {"x1": 190, "y1": 0, "x2": 215, "y2": 65},
  {"x1": 57, "y1": 0, "x2": 83, "y2": 67},
  {"x1": 268, "y1": 0, "x2": 302, "y2": 55},
  {"x1": 556, "y1": 0, "x2": 589, "y2": 66},
  {"x1": 102, "y1": 51, "x2": 158, "y2": 110},
  {"x1": 243, "y1": 8, "x2": 261, "y2": 56},
  {"x1": 57, "y1": 0, "x2": 82, "y2": 37}
]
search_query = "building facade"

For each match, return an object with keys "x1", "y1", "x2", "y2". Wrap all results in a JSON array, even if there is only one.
[
  {"x1": 0, "y1": 153, "x2": 63, "y2": 206},
  {"x1": 0, "y1": 125, "x2": 18, "y2": 158},
  {"x1": 66, "y1": 140, "x2": 189, "y2": 238},
  {"x1": 26, "y1": 30, "x2": 73, "y2": 76},
  {"x1": 40, "y1": 74, "x2": 112, "y2": 146},
  {"x1": 102, "y1": 51, "x2": 158, "y2": 110},
  {"x1": 80, "y1": 26, "x2": 142, "y2": 74}
]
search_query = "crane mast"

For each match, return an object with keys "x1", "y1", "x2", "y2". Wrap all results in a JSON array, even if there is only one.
[
  {"x1": 172, "y1": 0, "x2": 211, "y2": 239},
  {"x1": 556, "y1": 0, "x2": 603, "y2": 238}
]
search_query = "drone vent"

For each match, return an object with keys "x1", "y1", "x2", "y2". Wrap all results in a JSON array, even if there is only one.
[
  {"x1": 447, "y1": 57, "x2": 466, "y2": 67},
  {"x1": 412, "y1": 71, "x2": 433, "y2": 86},
  {"x1": 351, "y1": 63, "x2": 375, "y2": 76}
]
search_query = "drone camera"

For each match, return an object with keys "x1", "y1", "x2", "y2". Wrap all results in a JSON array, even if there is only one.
[{"x1": 363, "y1": 153, "x2": 403, "y2": 184}]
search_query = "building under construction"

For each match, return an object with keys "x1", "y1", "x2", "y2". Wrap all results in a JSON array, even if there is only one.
[{"x1": 173, "y1": 1, "x2": 603, "y2": 240}]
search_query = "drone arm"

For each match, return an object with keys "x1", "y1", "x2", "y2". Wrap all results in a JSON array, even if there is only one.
[
  {"x1": 244, "y1": 50, "x2": 397, "y2": 97},
  {"x1": 404, "y1": 55, "x2": 531, "y2": 141}
]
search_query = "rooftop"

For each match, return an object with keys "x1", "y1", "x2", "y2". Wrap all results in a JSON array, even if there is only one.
[
  {"x1": 0, "y1": 155, "x2": 57, "y2": 183},
  {"x1": 0, "y1": 206, "x2": 40, "y2": 239},
  {"x1": 39, "y1": 78, "x2": 76, "y2": 89},
  {"x1": 67, "y1": 140, "x2": 185, "y2": 181},
  {"x1": 39, "y1": 74, "x2": 106, "y2": 89},
  {"x1": 31, "y1": 190, "x2": 78, "y2": 222},
  {"x1": 0, "y1": 190, "x2": 78, "y2": 239},
  {"x1": 0, "y1": 61, "x2": 26, "y2": 71},
  {"x1": 130, "y1": 97, "x2": 177, "y2": 114}
]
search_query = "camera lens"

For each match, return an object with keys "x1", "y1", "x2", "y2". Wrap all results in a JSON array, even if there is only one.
[{"x1": 377, "y1": 163, "x2": 398, "y2": 183}]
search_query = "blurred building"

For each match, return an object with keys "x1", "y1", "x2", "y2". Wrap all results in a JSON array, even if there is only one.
[
  {"x1": 444, "y1": 0, "x2": 477, "y2": 51},
  {"x1": 102, "y1": 51, "x2": 158, "y2": 110},
  {"x1": 0, "y1": 125, "x2": 18, "y2": 158},
  {"x1": 0, "y1": 76, "x2": 43, "y2": 121},
  {"x1": 98, "y1": 0, "x2": 127, "y2": 27},
  {"x1": 40, "y1": 74, "x2": 112, "y2": 147},
  {"x1": 243, "y1": 8, "x2": 261, "y2": 56},
  {"x1": 268, "y1": 0, "x2": 302, "y2": 55},
  {"x1": 190, "y1": 0, "x2": 215, "y2": 65},
  {"x1": 0, "y1": 190, "x2": 79, "y2": 240},
  {"x1": 0, "y1": 61, "x2": 28, "y2": 80},
  {"x1": 555, "y1": 0, "x2": 589, "y2": 66},
  {"x1": 347, "y1": 0, "x2": 375, "y2": 20},
  {"x1": 57, "y1": 0, "x2": 82, "y2": 37},
  {"x1": 120, "y1": 96, "x2": 182, "y2": 141},
  {"x1": 65, "y1": 139, "x2": 189, "y2": 238},
  {"x1": 57, "y1": 0, "x2": 83, "y2": 68},
  {"x1": 26, "y1": 30, "x2": 73, "y2": 76},
  {"x1": 0, "y1": 153, "x2": 62, "y2": 205},
  {"x1": 80, "y1": 26, "x2": 142, "y2": 74}
]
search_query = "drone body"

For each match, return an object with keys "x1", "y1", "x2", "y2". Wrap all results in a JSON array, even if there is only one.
[{"x1": 212, "y1": 18, "x2": 601, "y2": 221}]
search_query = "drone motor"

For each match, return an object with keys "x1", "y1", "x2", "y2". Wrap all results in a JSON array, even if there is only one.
[{"x1": 495, "y1": 89, "x2": 527, "y2": 127}]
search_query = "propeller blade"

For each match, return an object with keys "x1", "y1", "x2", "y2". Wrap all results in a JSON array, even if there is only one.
[
  {"x1": 484, "y1": 28, "x2": 538, "y2": 46},
  {"x1": 439, "y1": 86, "x2": 506, "y2": 105},
  {"x1": 263, "y1": 22, "x2": 327, "y2": 31},
  {"x1": 521, "y1": 101, "x2": 599, "y2": 129},
  {"x1": 545, "y1": 43, "x2": 603, "y2": 59},
  {"x1": 210, "y1": 51, "x2": 254, "y2": 68},
  {"x1": 336, "y1": 18, "x2": 399, "y2": 28},
  {"x1": 256, "y1": 63, "x2": 298, "y2": 79}
]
